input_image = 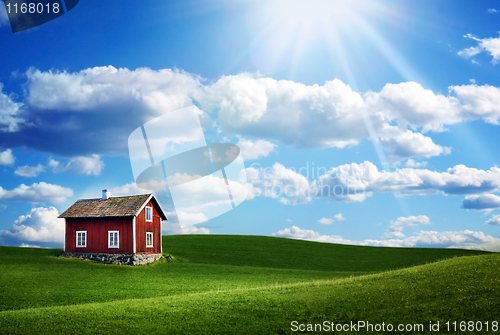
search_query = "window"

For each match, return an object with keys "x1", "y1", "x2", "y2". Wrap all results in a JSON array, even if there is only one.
[
  {"x1": 146, "y1": 232, "x2": 153, "y2": 248},
  {"x1": 145, "y1": 206, "x2": 153, "y2": 222},
  {"x1": 108, "y1": 231, "x2": 119, "y2": 248},
  {"x1": 76, "y1": 231, "x2": 86, "y2": 247}
]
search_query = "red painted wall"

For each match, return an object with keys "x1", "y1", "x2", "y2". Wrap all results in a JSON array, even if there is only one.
[
  {"x1": 135, "y1": 200, "x2": 162, "y2": 254},
  {"x1": 65, "y1": 217, "x2": 134, "y2": 254}
]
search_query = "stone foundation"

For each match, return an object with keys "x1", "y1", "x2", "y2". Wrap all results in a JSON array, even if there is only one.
[{"x1": 63, "y1": 252, "x2": 162, "y2": 266}]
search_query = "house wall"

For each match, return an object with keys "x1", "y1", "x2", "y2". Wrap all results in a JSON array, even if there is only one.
[
  {"x1": 135, "y1": 200, "x2": 162, "y2": 254},
  {"x1": 65, "y1": 217, "x2": 134, "y2": 254}
]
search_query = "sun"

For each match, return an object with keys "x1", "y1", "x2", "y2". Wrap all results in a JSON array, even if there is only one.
[
  {"x1": 246, "y1": 0, "x2": 373, "y2": 74},
  {"x1": 245, "y1": 0, "x2": 416, "y2": 83}
]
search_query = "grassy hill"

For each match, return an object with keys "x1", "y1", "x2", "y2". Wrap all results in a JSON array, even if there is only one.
[
  {"x1": 162, "y1": 234, "x2": 487, "y2": 271},
  {"x1": 0, "y1": 235, "x2": 497, "y2": 334}
]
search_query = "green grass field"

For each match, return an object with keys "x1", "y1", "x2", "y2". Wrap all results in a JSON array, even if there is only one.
[{"x1": 0, "y1": 235, "x2": 498, "y2": 334}]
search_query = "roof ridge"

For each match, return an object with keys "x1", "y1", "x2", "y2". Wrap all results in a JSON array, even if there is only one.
[
  {"x1": 76, "y1": 193, "x2": 152, "y2": 201},
  {"x1": 58, "y1": 193, "x2": 164, "y2": 219}
]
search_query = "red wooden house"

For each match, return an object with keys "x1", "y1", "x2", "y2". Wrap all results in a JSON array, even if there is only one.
[{"x1": 59, "y1": 190, "x2": 167, "y2": 265}]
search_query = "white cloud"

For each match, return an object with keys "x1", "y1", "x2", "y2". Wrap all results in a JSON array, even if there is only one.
[
  {"x1": 2, "y1": 67, "x2": 500, "y2": 161},
  {"x1": 379, "y1": 130, "x2": 450, "y2": 161},
  {"x1": 15, "y1": 164, "x2": 45, "y2": 177},
  {"x1": 449, "y1": 84, "x2": 500, "y2": 125},
  {"x1": 49, "y1": 155, "x2": 104, "y2": 175},
  {"x1": 11, "y1": 155, "x2": 104, "y2": 179},
  {"x1": 486, "y1": 214, "x2": 500, "y2": 226},
  {"x1": 384, "y1": 215, "x2": 430, "y2": 239},
  {"x1": 199, "y1": 74, "x2": 500, "y2": 156},
  {"x1": 333, "y1": 213, "x2": 345, "y2": 221},
  {"x1": 168, "y1": 173, "x2": 243, "y2": 213},
  {"x1": 246, "y1": 162, "x2": 311, "y2": 204},
  {"x1": 108, "y1": 183, "x2": 148, "y2": 197},
  {"x1": 278, "y1": 198, "x2": 290, "y2": 204},
  {"x1": 166, "y1": 173, "x2": 203, "y2": 186},
  {"x1": 313, "y1": 161, "x2": 500, "y2": 201},
  {"x1": 317, "y1": 213, "x2": 345, "y2": 225},
  {"x1": 371, "y1": 81, "x2": 500, "y2": 130},
  {"x1": 273, "y1": 226, "x2": 349, "y2": 243},
  {"x1": 0, "y1": 149, "x2": 15, "y2": 165},
  {"x1": 458, "y1": 46, "x2": 482, "y2": 58},
  {"x1": 391, "y1": 230, "x2": 499, "y2": 249},
  {"x1": 2, "y1": 66, "x2": 500, "y2": 166},
  {"x1": 198, "y1": 75, "x2": 382, "y2": 149},
  {"x1": 272, "y1": 226, "x2": 500, "y2": 250},
  {"x1": 0, "y1": 84, "x2": 24, "y2": 132},
  {"x1": 20, "y1": 243, "x2": 42, "y2": 248},
  {"x1": 0, "y1": 182, "x2": 73, "y2": 204},
  {"x1": 405, "y1": 159, "x2": 427, "y2": 168},
  {"x1": 167, "y1": 211, "x2": 209, "y2": 226},
  {"x1": 461, "y1": 194, "x2": 500, "y2": 210},
  {"x1": 108, "y1": 168, "x2": 248, "y2": 228},
  {"x1": 459, "y1": 33, "x2": 500, "y2": 64},
  {"x1": 163, "y1": 169, "x2": 249, "y2": 226},
  {"x1": 317, "y1": 217, "x2": 333, "y2": 225},
  {"x1": 163, "y1": 221, "x2": 211, "y2": 235},
  {"x1": 0, "y1": 207, "x2": 65, "y2": 247},
  {"x1": 26, "y1": 66, "x2": 200, "y2": 112},
  {"x1": 236, "y1": 138, "x2": 276, "y2": 160},
  {"x1": 248, "y1": 161, "x2": 500, "y2": 204},
  {"x1": 488, "y1": 8, "x2": 500, "y2": 14},
  {"x1": 364, "y1": 81, "x2": 464, "y2": 133},
  {"x1": 82, "y1": 182, "x2": 162, "y2": 205},
  {"x1": 1, "y1": 67, "x2": 201, "y2": 156},
  {"x1": 286, "y1": 218, "x2": 293, "y2": 223}
]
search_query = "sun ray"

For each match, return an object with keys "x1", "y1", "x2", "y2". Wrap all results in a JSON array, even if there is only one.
[{"x1": 350, "y1": 15, "x2": 426, "y2": 85}]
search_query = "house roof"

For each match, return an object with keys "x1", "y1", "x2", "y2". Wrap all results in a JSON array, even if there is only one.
[{"x1": 58, "y1": 194, "x2": 168, "y2": 220}]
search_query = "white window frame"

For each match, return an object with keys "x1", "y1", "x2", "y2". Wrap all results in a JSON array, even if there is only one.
[
  {"x1": 146, "y1": 232, "x2": 153, "y2": 248},
  {"x1": 76, "y1": 231, "x2": 87, "y2": 248},
  {"x1": 145, "y1": 206, "x2": 153, "y2": 222},
  {"x1": 108, "y1": 230, "x2": 119, "y2": 249}
]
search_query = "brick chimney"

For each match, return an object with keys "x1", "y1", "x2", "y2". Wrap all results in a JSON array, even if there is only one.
[{"x1": 102, "y1": 189, "x2": 109, "y2": 200}]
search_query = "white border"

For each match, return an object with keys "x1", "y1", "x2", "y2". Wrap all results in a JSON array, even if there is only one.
[
  {"x1": 108, "y1": 230, "x2": 119, "y2": 248},
  {"x1": 145, "y1": 206, "x2": 153, "y2": 222},
  {"x1": 146, "y1": 232, "x2": 153, "y2": 248},
  {"x1": 133, "y1": 217, "x2": 136, "y2": 254},
  {"x1": 76, "y1": 230, "x2": 87, "y2": 248},
  {"x1": 134, "y1": 194, "x2": 153, "y2": 218},
  {"x1": 134, "y1": 194, "x2": 167, "y2": 221},
  {"x1": 63, "y1": 219, "x2": 66, "y2": 252}
]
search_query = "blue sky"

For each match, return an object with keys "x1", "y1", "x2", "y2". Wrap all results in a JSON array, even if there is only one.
[{"x1": 1, "y1": 0, "x2": 500, "y2": 250}]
